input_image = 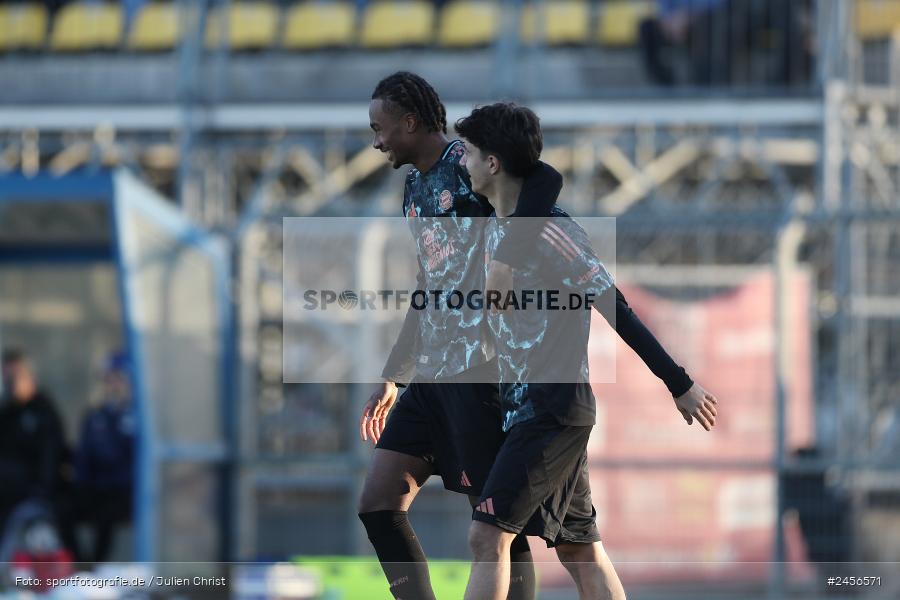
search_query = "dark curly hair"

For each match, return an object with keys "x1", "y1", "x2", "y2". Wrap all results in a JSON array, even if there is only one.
[
  {"x1": 454, "y1": 102, "x2": 542, "y2": 178},
  {"x1": 371, "y1": 71, "x2": 447, "y2": 134}
]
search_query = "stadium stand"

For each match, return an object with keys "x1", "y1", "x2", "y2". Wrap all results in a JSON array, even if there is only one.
[
  {"x1": 597, "y1": 0, "x2": 655, "y2": 47},
  {"x1": 360, "y1": 0, "x2": 435, "y2": 48},
  {"x1": 521, "y1": 0, "x2": 590, "y2": 46},
  {"x1": 205, "y1": 1, "x2": 280, "y2": 50},
  {"x1": 0, "y1": 3, "x2": 47, "y2": 51},
  {"x1": 283, "y1": 1, "x2": 356, "y2": 49},
  {"x1": 50, "y1": 2, "x2": 123, "y2": 52},
  {"x1": 438, "y1": 0, "x2": 499, "y2": 48},
  {"x1": 855, "y1": 0, "x2": 900, "y2": 40},
  {"x1": 128, "y1": 2, "x2": 182, "y2": 51},
  {"x1": 0, "y1": 0, "x2": 677, "y2": 54}
]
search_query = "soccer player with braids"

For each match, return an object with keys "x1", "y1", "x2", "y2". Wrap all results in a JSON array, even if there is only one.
[{"x1": 357, "y1": 72, "x2": 561, "y2": 600}]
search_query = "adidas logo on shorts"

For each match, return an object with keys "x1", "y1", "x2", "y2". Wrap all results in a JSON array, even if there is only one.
[
  {"x1": 460, "y1": 470, "x2": 472, "y2": 487},
  {"x1": 475, "y1": 498, "x2": 495, "y2": 516}
]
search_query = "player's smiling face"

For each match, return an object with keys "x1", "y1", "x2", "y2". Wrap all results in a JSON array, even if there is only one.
[
  {"x1": 369, "y1": 99, "x2": 413, "y2": 169},
  {"x1": 459, "y1": 140, "x2": 496, "y2": 197}
]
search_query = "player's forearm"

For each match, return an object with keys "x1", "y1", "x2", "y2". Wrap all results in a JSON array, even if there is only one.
[
  {"x1": 382, "y1": 267, "x2": 428, "y2": 385},
  {"x1": 600, "y1": 287, "x2": 694, "y2": 397},
  {"x1": 380, "y1": 302, "x2": 420, "y2": 386}
]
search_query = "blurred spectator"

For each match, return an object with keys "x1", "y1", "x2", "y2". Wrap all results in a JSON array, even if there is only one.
[
  {"x1": 74, "y1": 351, "x2": 135, "y2": 563},
  {"x1": 639, "y1": 0, "x2": 736, "y2": 86},
  {"x1": 0, "y1": 349, "x2": 67, "y2": 536},
  {"x1": 640, "y1": 0, "x2": 813, "y2": 88}
]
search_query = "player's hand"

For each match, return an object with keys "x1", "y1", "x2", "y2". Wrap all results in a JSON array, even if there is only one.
[
  {"x1": 360, "y1": 380, "x2": 399, "y2": 444},
  {"x1": 486, "y1": 260, "x2": 514, "y2": 314},
  {"x1": 674, "y1": 383, "x2": 718, "y2": 431}
]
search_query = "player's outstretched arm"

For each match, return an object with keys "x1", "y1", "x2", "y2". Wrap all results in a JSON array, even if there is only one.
[
  {"x1": 537, "y1": 217, "x2": 721, "y2": 431},
  {"x1": 598, "y1": 287, "x2": 719, "y2": 431},
  {"x1": 360, "y1": 380, "x2": 399, "y2": 444},
  {"x1": 598, "y1": 287, "x2": 693, "y2": 394}
]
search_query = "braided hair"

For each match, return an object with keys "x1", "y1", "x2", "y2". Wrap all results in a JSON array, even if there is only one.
[{"x1": 371, "y1": 72, "x2": 447, "y2": 134}]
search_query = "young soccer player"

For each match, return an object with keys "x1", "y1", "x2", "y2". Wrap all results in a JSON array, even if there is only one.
[
  {"x1": 456, "y1": 102, "x2": 719, "y2": 600},
  {"x1": 357, "y1": 72, "x2": 562, "y2": 600}
]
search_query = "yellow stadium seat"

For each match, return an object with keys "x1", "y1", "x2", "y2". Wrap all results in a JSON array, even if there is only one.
[
  {"x1": 438, "y1": 0, "x2": 498, "y2": 48},
  {"x1": 128, "y1": 2, "x2": 181, "y2": 51},
  {"x1": 206, "y1": 1, "x2": 279, "y2": 50},
  {"x1": 51, "y1": 2, "x2": 122, "y2": 51},
  {"x1": 283, "y1": 1, "x2": 355, "y2": 49},
  {"x1": 0, "y1": 3, "x2": 47, "y2": 51},
  {"x1": 597, "y1": 0, "x2": 655, "y2": 47},
  {"x1": 521, "y1": 0, "x2": 590, "y2": 46},
  {"x1": 360, "y1": 1, "x2": 434, "y2": 48},
  {"x1": 856, "y1": 0, "x2": 900, "y2": 40}
]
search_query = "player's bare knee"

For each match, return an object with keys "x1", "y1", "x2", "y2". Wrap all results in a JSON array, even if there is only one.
[
  {"x1": 555, "y1": 542, "x2": 594, "y2": 565},
  {"x1": 467, "y1": 521, "x2": 509, "y2": 560}
]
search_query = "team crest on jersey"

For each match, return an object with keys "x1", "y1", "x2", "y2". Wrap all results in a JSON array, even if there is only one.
[
  {"x1": 439, "y1": 189, "x2": 453, "y2": 211},
  {"x1": 407, "y1": 203, "x2": 418, "y2": 218}
]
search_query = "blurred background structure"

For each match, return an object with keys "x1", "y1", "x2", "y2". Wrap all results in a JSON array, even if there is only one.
[{"x1": 1, "y1": 0, "x2": 900, "y2": 598}]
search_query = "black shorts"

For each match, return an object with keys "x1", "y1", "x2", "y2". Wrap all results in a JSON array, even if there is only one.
[
  {"x1": 375, "y1": 361, "x2": 505, "y2": 495},
  {"x1": 472, "y1": 412, "x2": 601, "y2": 548}
]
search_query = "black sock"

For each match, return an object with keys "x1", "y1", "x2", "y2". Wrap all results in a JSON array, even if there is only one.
[
  {"x1": 507, "y1": 533, "x2": 536, "y2": 600},
  {"x1": 359, "y1": 510, "x2": 436, "y2": 600}
]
